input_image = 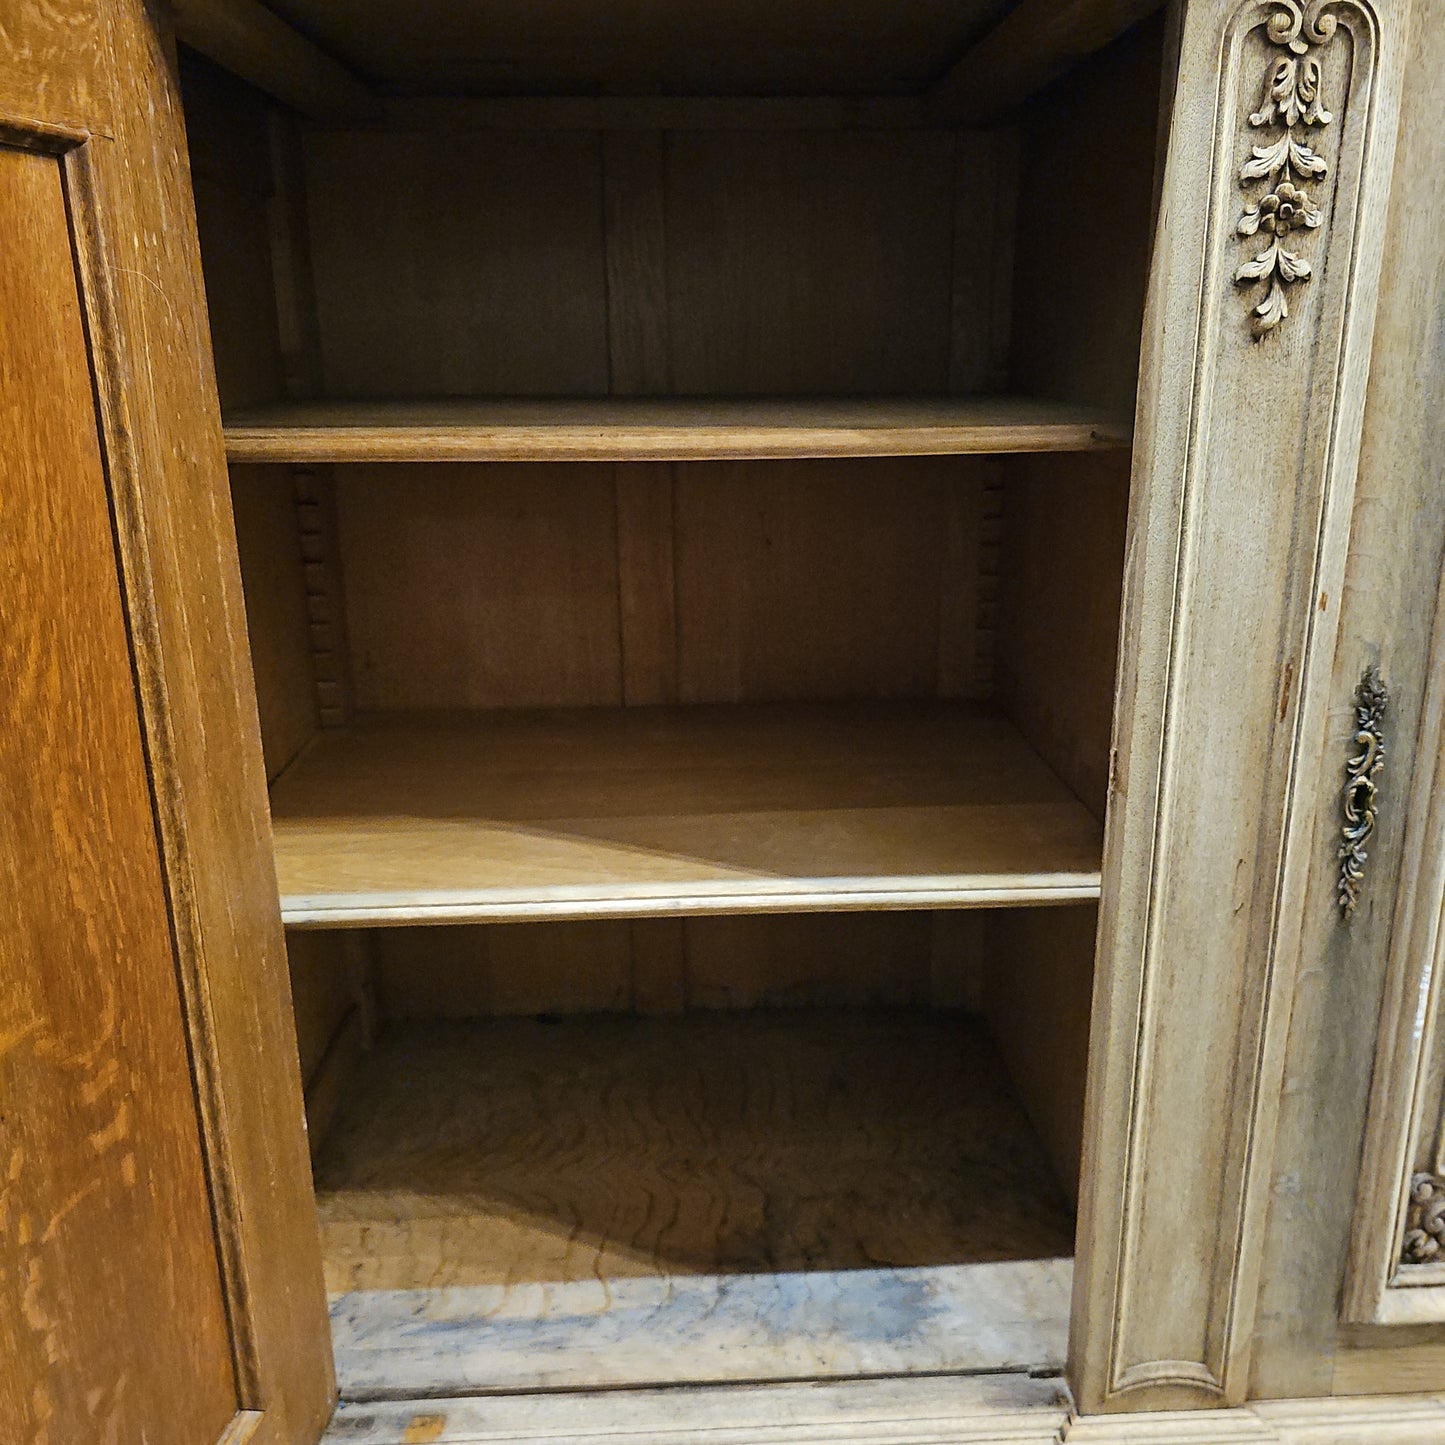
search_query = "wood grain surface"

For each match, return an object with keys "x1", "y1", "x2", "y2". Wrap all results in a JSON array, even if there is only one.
[
  {"x1": 0, "y1": 140, "x2": 236, "y2": 1445},
  {"x1": 268, "y1": 702, "x2": 1104, "y2": 926},
  {"x1": 314, "y1": 1008, "x2": 1075, "y2": 1281},
  {"x1": 225, "y1": 396, "x2": 1130, "y2": 464}
]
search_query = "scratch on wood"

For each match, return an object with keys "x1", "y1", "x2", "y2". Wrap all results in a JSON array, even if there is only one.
[
  {"x1": 1278, "y1": 660, "x2": 1295, "y2": 722},
  {"x1": 41, "y1": 1179, "x2": 102, "y2": 1243},
  {"x1": 85, "y1": 1099, "x2": 130, "y2": 1153}
]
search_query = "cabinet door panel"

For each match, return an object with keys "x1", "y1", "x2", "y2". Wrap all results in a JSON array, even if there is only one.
[
  {"x1": 1072, "y1": 0, "x2": 1413, "y2": 1411},
  {"x1": 0, "y1": 1, "x2": 333, "y2": 1440},
  {"x1": 0, "y1": 139, "x2": 239, "y2": 1445}
]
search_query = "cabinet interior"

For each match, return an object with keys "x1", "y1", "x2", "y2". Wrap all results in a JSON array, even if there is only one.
[{"x1": 179, "y1": 6, "x2": 1163, "y2": 1400}]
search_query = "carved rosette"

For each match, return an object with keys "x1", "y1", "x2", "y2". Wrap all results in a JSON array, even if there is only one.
[
  {"x1": 1402, "y1": 1174, "x2": 1445, "y2": 1265},
  {"x1": 1235, "y1": 2, "x2": 1341, "y2": 336}
]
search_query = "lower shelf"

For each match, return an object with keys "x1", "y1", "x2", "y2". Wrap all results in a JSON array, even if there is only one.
[
  {"x1": 270, "y1": 701, "x2": 1103, "y2": 927},
  {"x1": 315, "y1": 1010, "x2": 1075, "y2": 1394}
]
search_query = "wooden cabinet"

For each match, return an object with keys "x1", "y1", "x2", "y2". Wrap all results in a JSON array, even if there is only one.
[{"x1": 3, "y1": 0, "x2": 1443, "y2": 1440}]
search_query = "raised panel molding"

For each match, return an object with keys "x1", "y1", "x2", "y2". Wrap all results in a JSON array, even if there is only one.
[
  {"x1": 1071, "y1": 0, "x2": 1409, "y2": 1411},
  {"x1": 1343, "y1": 558, "x2": 1445, "y2": 1323}
]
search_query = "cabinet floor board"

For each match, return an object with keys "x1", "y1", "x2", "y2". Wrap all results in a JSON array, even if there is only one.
[
  {"x1": 270, "y1": 701, "x2": 1104, "y2": 926},
  {"x1": 316, "y1": 1010, "x2": 1075, "y2": 1394}
]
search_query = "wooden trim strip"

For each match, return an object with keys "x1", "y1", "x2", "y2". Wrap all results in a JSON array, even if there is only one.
[
  {"x1": 926, "y1": 0, "x2": 1163, "y2": 126},
  {"x1": 171, "y1": 0, "x2": 380, "y2": 125},
  {"x1": 321, "y1": 1385, "x2": 1445, "y2": 1445},
  {"x1": 224, "y1": 397, "x2": 1133, "y2": 465}
]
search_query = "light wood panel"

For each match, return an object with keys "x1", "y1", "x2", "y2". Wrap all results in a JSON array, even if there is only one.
[
  {"x1": 336, "y1": 463, "x2": 623, "y2": 711},
  {"x1": 303, "y1": 131, "x2": 610, "y2": 398},
  {"x1": 268, "y1": 702, "x2": 1105, "y2": 927},
  {"x1": 224, "y1": 396, "x2": 1132, "y2": 464},
  {"x1": 0, "y1": 137, "x2": 237, "y2": 1445},
  {"x1": 997, "y1": 451, "x2": 1130, "y2": 820},
  {"x1": 314, "y1": 1011, "x2": 1075, "y2": 1286}
]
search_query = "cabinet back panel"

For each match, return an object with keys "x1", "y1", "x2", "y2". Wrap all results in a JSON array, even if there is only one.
[
  {"x1": 182, "y1": 51, "x2": 284, "y2": 411},
  {"x1": 1008, "y1": 16, "x2": 1162, "y2": 415},
  {"x1": 372, "y1": 912, "x2": 979, "y2": 1018},
  {"x1": 339, "y1": 463, "x2": 624, "y2": 710},
  {"x1": 230, "y1": 465, "x2": 320, "y2": 778},
  {"x1": 306, "y1": 131, "x2": 611, "y2": 397},
  {"x1": 662, "y1": 131, "x2": 955, "y2": 394},
  {"x1": 332, "y1": 457, "x2": 993, "y2": 711},
  {"x1": 301, "y1": 126, "x2": 1001, "y2": 398},
  {"x1": 674, "y1": 456, "x2": 993, "y2": 702},
  {"x1": 997, "y1": 452, "x2": 1130, "y2": 821}
]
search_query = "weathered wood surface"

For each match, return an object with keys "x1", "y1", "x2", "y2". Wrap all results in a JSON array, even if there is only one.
[
  {"x1": 323, "y1": 1374, "x2": 1071, "y2": 1445},
  {"x1": 315, "y1": 1012, "x2": 1075, "y2": 1287},
  {"x1": 331, "y1": 1263, "x2": 1072, "y2": 1396},
  {"x1": 1070, "y1": 0, "x2": 1411, "y2": 1411},
  {"x1": 314, "y1": 1011, "x2": 1074, "y2": 1392}
]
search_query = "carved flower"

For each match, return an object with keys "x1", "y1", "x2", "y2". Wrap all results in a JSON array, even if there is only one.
[{"x1": 1239, "y1": 181, "x2": 1322, "y2": 237}]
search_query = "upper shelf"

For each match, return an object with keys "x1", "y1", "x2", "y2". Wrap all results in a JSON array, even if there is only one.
[{"x1": 223, "y1": 396, "x2": 1132, "y2": 466}]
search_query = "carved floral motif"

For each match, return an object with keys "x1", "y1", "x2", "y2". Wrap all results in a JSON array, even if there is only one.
[
  {"x1": 1402, "y1": 1174, "x2": 1445, "y2": 1265},
  {"x1": 1234, "y1": 2, "x2": 1340, "y2": 336}
]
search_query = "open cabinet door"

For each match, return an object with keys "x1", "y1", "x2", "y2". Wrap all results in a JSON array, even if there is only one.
[
  {"x1": 1071, "y1": 0, "x2": 1414, "y2": 1415},
  {"x1": 0, "y1": 3, "x2": 333, "y2": 1443}
]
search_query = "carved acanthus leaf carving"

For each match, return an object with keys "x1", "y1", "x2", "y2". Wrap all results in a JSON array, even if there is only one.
[
  {"x1": 1234, "y1": 2, "x2": 1340, "y2": 336},
  {"x1": 1402, "y1": 1174, "x2": 1445, "y2": 1265}
]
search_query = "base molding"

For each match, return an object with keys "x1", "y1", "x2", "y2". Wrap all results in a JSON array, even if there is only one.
[
  {"x1": 326, "y1": 1376, "x2": 1445, "y2": 1445},
  {"x1": 1067, "y1": 1393, "x2": 1445, "y2": 1443}
]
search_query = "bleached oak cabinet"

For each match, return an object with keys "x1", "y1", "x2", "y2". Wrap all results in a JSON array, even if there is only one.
[{"x1": 2, "y1": 0, "x2": 1443, "y2": 1441}]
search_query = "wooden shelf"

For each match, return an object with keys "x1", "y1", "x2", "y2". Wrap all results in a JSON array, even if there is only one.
[
  {"x1": 224, "y1": 395, "x2": 1131, "y2": 465},
  {"x1": 269, "y1": 701, "x2": 1103, "y2": 927}
]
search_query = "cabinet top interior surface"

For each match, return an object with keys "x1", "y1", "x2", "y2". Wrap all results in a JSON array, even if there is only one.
[{"x1": 256, "y1": 0, "x2": 1015, "y2": 96}]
